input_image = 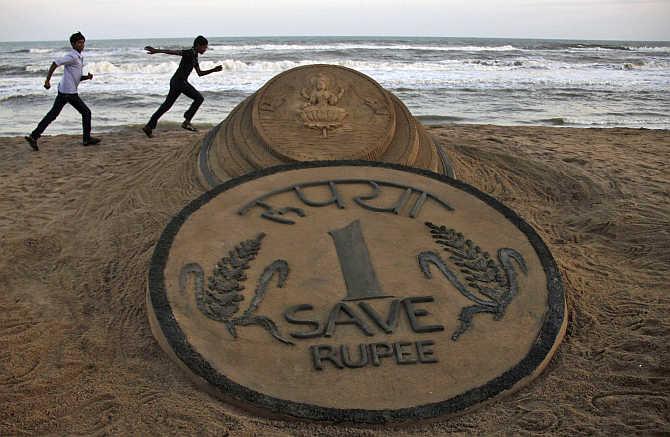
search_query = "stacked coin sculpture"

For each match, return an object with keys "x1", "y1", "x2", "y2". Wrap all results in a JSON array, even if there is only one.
[{"x1": 198, "y1": 65, "x2": 454, "y2": 188}]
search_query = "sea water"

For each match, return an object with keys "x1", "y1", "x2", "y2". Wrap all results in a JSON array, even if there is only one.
[{"x1": 0, "y1": 36, "x2": 668, "y2": 136}]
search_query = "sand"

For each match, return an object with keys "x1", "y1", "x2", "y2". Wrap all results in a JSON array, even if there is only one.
[{"x1": 0, "y1": 124, "x2": 668, "y2": 435}]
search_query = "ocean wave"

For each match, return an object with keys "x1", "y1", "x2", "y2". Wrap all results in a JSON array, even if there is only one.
[
  {"x1": 209, "y1": 43, "x2": 521, "y2": 52},
  {"x1": 10, "y1": 41, "x2": 668, "y2": 60},
  {"x1": 520, "y1": 114, "x2": 670, "y2": 128},
  {"x1": 25, "y1": 64, "x2": 46, "y2": 73},
  {"x1": 464, "y1": 59, "x2": 549, "y2": 69},
  {"x1": 0, "y1": 93, "x2": 50, "y2": 104},
  {"x1": 206, "y1": 42, "x2": 670, "y2": 54},
  {"x1": 602, "y1": 111, "x2": 670, "y2": 117},
  {"x1": 38, "y1": 59, "x2": 445, "y2": 75},
  {"x1": 86, "y1": 60, "x2": 180, "y2": 74},
  {"x1": 83, "y1": 89, "x2": 249, "y2": 104},
  {"x1": 6, "y1": 48, "x2": 55, "y2": 54},
  {"x1": 417, "y1": 115, "x2": 469, "y2": 123},
  {"x1": 537, "y1": 117, "x2": 566, "y2": 126},
  {"x1": 0, "y1": 65, "x2": 40, "y2": 76},
  {"x1": 80, "y1": 59, "x2": 283, "y2": 74},
  {"x1": 632, "y1": 46, "x2": 670, "y2": 53},
  {"x1": 567, "y1": 118, "x2": 669, "y2": 128},
  {"x1": 103, "y1": 58, "x2": 670, "y2": 74},
  {"x1": 530, "y1": 42, "x2": 632, "y2": 51},
  {"x1": 567, "y1": 43, "x2": 631, "y2": 51}
]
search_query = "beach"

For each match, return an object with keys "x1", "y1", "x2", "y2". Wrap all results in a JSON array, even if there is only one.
[{"x1": 1, "y1": 123, "x2": 668, "y2": 435}]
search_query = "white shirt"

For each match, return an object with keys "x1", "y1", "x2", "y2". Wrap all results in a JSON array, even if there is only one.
[{"x1": 54, "y1": 49, "x2": 84, "y2": 94}]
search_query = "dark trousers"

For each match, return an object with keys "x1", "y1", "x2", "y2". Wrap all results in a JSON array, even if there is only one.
[
  {"x1": 32, "y1": 92, "x2": 91, "y2": 141},
  {"x1": 147, "y1": 78, "x2": 204, "y2": 129}
]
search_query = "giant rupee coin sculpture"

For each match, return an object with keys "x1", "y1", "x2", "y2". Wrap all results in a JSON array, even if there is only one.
[
  {"x1": 197, "y1": 65, "x2": 454, "y2": 188},
  {"x1": 148, "y1": 162, "x2": 566, "y2": 423}
]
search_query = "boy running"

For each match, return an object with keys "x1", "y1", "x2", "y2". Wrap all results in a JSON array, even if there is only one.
[
  {"x1": 142, "y1": 35, "x2": 222, "y2": 137},
  {"x1": 25, "y1": 31, "x2": 100, "y2": 151}
]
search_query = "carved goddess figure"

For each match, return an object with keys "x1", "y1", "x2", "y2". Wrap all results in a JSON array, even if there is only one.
[
  {"x1": 299, "y1": 73, "x2": 347, "y2": 137},
  {"x1": 301, "y1": 74, "x2": 344, "y2": 106}
]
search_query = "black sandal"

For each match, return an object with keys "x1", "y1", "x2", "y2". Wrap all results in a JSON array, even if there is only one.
[
  {"x1": 181, "y1": 121, "x2": 197, "y2": 132},
  {"x1": 24, "y1": 135, "x2": 39, "y2": 151}
]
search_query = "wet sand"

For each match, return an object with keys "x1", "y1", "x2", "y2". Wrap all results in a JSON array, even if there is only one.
[{"x1": 1, "y1": 124, "x2": 668, "y2": 435}]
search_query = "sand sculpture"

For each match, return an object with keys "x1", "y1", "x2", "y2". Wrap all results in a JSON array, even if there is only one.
[
  {"x1": 148, "y1": 162, "x2": 566, "y2": 423},
  {"x1": 145, "y1": 65, "x2": 568, "y2": 424},
  {"x1": 197, "y1": 65, "x2": 454, "y2": 188},
  {"x1": 147, "y1": 66, "x2": 567, "y2": 424}
]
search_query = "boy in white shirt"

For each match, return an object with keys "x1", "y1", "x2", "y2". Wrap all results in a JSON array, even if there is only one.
[{"x1": 25, "y1": 32, "x2": 101, "y2": 151}]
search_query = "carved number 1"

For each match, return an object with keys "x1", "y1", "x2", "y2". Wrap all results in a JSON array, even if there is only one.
[{"x1": 328, "y1": 220, "x2": 391, "y2": 301}]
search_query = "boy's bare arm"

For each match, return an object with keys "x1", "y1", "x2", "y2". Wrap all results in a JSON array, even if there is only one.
[
  {"x1": 144, "y1": 46, "x2": 182, "y2": 56},
  {"x1": 43, "y1": 62, "x2": 58, "y2": 89},
  {"x1": 194, "y1": 63, "x2": 223, "y2": 77}
]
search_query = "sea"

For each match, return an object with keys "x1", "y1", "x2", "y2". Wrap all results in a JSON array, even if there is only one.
[{"x1": 0, "y1": 36, "x2": 669, "y2": 136}]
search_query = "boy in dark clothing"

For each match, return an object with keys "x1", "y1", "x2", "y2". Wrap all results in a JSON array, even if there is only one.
[
  {"x1": 25, "y1": 32, "x2": 101, "y2": 151},
  {"x1": 143, "y1": 35, "x2": 222, "y2": 137}
]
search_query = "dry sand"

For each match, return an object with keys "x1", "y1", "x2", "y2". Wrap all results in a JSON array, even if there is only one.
[{"x1": 0, "y1": 124, "x2": 668, "y2": 435}]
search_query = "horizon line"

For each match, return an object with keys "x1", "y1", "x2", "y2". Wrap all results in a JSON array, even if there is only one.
[{"x1": 1, "y1": 34, "x2": 669, "y2": 44}]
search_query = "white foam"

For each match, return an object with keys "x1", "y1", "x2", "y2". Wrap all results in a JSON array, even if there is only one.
[
  {"x1": 209, "y1": 43, "x2": 520, "y2": 52},
  {"x1": 25, "y1": 65, "x2": 47, "y2": 72},
  {"x1": 18, "y1": 56, "x2": 669, "y2": 90},
  {"x1": 85, "y1": 60, "x2": 180, "y2": 74},
  {"x1": 631, "y1": 46, "x2": 670, "y2": 53}
]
